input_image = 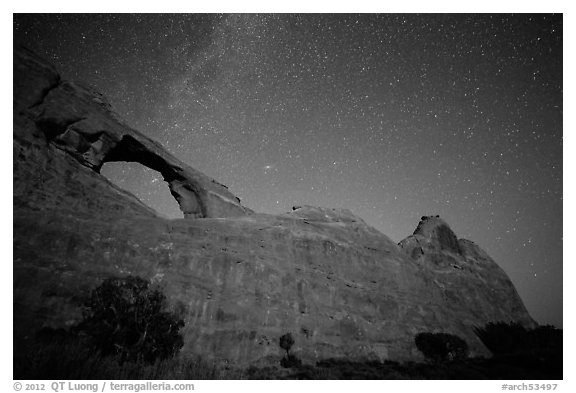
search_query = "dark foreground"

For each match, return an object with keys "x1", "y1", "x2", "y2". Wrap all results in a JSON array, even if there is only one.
[
  {"x1": 14, "y1": 340, "x2": 561, "y2": 380},
  {"x1": 245, "y1": 353, "x2": 562, "y2": 380}
]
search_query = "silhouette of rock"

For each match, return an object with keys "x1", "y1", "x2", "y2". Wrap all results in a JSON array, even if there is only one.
[{"x1": 13, "y1": 47, "x2": 536, "y2": 367}]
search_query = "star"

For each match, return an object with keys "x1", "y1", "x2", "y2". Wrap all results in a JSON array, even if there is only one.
[{"x1": 13, "y1": 13, "x2": 563, "y2": 328}]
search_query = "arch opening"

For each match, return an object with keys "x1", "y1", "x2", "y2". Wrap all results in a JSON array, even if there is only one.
[
  {"x1": 101, "y1": 134, "x2": 207, "y2": 219},
  {"x1": 100, "y1": 161, "x2": 183, "y2": 219}
]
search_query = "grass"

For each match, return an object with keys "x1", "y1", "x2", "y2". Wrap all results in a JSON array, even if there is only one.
[
  {"x1": 14, "y1": 339, "x2": 223, "y2": 380},
  {"x1": 245, "y1": 351, "x2": 562, "y2": 380},
  {"x1": 14, "y1": 339, "x2": 562, "y2": 380}
]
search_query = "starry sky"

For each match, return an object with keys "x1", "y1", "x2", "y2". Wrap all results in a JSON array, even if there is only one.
[{"x1": 13, "y1": 14, "x2": 562, "y2": 327}]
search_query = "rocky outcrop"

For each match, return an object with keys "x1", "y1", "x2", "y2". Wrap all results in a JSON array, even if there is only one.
[
  {"x1": 13, "y1": 47, "x2": 536, "y2": 367},
  {"x1": 14, "y1": 47, "x2": 251, "y2": 219},
  {"x1": 398, "y1": 216, "x2": 535, "y2": 330}
]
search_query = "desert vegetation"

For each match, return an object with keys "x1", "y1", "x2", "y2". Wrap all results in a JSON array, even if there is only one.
[
  {"x1": 14, "y1": 339, "x2": 222, "y2": 380},
  {"x1": 78, "y1": 276, "x2": 185, "y2": 363},
  {"x1": 279, "y1": 333, "x2": 302, "y2": 368},
  {"x1": 414, "y1": 332, "x2": 469, "y2": 362},
  {"x1": 474, "y1": 322, "x2": 562, "y2": 355},
  {"x1": 14, "y1": 276, "x2": 206, "y2": 379},
  {"x1": 245, "y1": 323, "x2": 561, "y2": 379},
  {"x1": 14, "y1": 281, "x2": 562, "y2": 380}
]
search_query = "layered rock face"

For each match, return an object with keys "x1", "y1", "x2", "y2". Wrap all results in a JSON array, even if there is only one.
[{"x1": 13, "y1": 47, "x2": 536, "y2": 366}]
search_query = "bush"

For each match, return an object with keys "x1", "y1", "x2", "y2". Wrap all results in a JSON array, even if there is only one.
[
  {"x1": 474, "y1": 322, "x2": 528, "y2": 355},
  {"x1": 531, "y1": 325, "x2": 562, "y2": 350},
  {"x1": 14, "y1": 338, "x2": 222, "y2": 380},
  {"x1": 415, "y1": 332, "x2": 469, "y2": 362},
  {"x1": 279, "y1": 333, "x2": 295, "y2": 357},
  {"x1": 77, "y1": 276, "x2": 184, "y2": 363},
  {"x1": 474, "y1": 322, "x2": 562, "y2": 355},
  {"x1": 279, "y1": 333, "x2": 300, "y2": 368}
]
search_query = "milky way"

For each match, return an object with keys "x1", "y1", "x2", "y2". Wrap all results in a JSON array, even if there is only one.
[{"x1": 14, "y1": 14, "x2": 563, "y2": 327}]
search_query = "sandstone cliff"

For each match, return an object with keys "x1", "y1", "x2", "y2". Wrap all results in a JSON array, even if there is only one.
[{"x1": 13, "y1": 47, "x2": 536, "y2": 366}]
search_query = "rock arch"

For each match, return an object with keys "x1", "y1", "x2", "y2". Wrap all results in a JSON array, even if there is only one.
[
  {"x1": 17, "y1": 47, "x2": 251, "y2": 219},
  {"x1": 100, "y1": 161, "x2": 183, "y2": 219},
  {"x1": 102, "y1": 135, "x2": 206, "y2": 218}
]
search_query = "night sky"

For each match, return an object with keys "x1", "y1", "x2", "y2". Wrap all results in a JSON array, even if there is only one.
[{"x1": 13, "y1": 14, "x2": 563, "y2": 327}]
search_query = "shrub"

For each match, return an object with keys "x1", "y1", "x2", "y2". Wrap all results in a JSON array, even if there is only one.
[
  {"x1": 474, "y1": 322, "x2": 528, "y2": 354},
  {"x1": 77, "y1": 275, "x2": 184, "y2": 363},
  {"x1": 415, "y1": 332, "x2": 469, "y2": 362},
  {"x1": 279, "y1": 333, "x2": 295, "y2": 357},
  {"x1": 14, "y1": 338, "x2": 221, "y2": 380},
  {"x1": 474, "y1": 322, "x2": 562, "y2": 355},
  {"x1": 531, "y1": 325, "x2": 562, "y2": 350},
  {"x1": 279, "y1": 333, "x2": 301, "y2": 368}
]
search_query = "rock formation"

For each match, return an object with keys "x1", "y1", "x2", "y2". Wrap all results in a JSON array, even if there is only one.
[
  {"x1": 13, "y1": 47, "x2": 536, "y2": 367},
  {"x1": 14, "y1": 47, "x2": 250, "y2": 220}
]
